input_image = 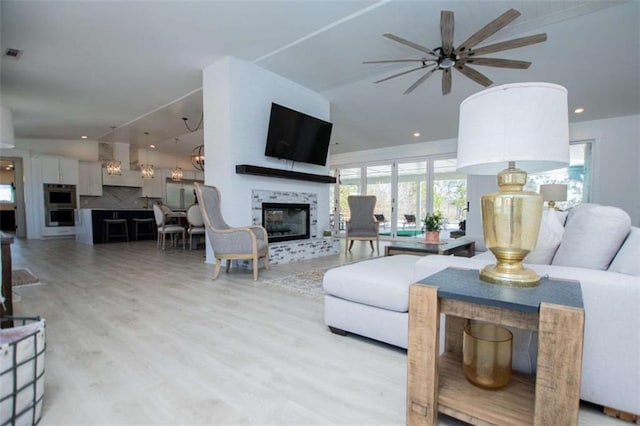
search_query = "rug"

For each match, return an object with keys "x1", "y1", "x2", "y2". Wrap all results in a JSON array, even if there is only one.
[
  {"x1": 12, "y1": 269, "x2": 41, "y2": 287},
  {"x1": 260, "y1": 268, "x2": 328, "y2": 299}
]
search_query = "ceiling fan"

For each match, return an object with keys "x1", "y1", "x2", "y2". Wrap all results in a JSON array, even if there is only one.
[{"x1": 364, "y1": 9, "x2": 547, "y2": 95}]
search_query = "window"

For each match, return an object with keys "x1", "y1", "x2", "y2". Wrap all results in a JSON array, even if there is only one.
[
  {"x1": 0, "y1": 184, "x2": 13, "y2": 203},
  {"x1": 525, "y1": 141, "x2": 592, "y2": 209}
]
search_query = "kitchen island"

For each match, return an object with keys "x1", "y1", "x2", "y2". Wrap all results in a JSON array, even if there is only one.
[{"x1": 76, "y1": 208, "x2": 156, "y2": 244}]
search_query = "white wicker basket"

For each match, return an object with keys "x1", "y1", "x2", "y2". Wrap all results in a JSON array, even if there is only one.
[{"x1": 0, "y1": 318, "x2": 46, "y2": 426}]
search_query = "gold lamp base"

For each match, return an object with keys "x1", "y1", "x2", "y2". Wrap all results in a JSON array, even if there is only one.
[{"x1": 481, "y1": 162, "x2": 543, "y2": 287}]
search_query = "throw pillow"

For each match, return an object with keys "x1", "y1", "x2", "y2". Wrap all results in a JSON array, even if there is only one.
[
  {"x1": 608, "y1": 226, "x2": 640, "y2": 275},
  {"x1": 552, "y1": 203, "x2": 631, "y2": 270},
  {"x1": 524, "y1": 209, "x2": 567, "y2": 265}
]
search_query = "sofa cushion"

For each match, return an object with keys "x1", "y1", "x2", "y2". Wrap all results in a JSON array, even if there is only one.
[
  {"x1": 323, "y1": 255, "x2": 418, "y2": 312},
  {"x1": 524, "y1": 208, "x2": 568, "y2": 265},
  {"x1": 609, "y1": 226, "x2": 640, "y2": 276},
  {"x1": 552, "y1": 204, "x2": 631, "y2": 270}
]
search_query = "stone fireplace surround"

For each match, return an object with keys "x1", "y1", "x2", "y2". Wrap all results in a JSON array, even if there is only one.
[{"x1": 251, "y1": 189, "x2": 339, "y2": 265}]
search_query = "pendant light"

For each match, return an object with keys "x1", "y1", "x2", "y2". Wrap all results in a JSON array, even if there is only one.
[
  {"x1": 105, "y1": 126, "x2": 122, "y2": 175},
  {"x1": 140, "y1": 131, "x2": 154, "y2": 179},
  {"x1": 171, "y1": 137, "x2": 183, "y2": 181}
]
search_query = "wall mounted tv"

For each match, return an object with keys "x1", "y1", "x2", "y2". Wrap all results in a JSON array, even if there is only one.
[{"x1": 264, "y1": 103, "x2": 333, "y2": 166}]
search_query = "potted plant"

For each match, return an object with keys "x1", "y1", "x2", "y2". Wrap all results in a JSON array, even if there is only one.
[{"x1": 423, "y1": 211, "x2": 445, "y2": 243}]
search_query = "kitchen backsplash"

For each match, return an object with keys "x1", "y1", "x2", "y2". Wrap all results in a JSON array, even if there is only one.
[{"x1": 79, "y1": 186, "x2": 161, "y2": 209}]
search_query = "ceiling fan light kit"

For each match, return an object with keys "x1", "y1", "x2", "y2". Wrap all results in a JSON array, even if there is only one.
[{"x1": 365, "y1": 9, "x2": 547, "y2": 95}]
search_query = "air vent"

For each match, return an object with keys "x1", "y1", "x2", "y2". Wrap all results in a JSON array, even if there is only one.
[{"x1": 4, "y1": 48, "x2": 23, "y2": 60}]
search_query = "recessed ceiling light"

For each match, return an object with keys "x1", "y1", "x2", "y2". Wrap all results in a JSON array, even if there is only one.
[
  {"x1": 413, "y1": 132, "x2": 421, "y2": 138},
  {"x1": 574, "y1": 107, "x2": 585, "y2": 114},
  {"x1": 149, "y1": 144, "x2": 156, "y2": 149},
  {"x1": 81, "y1": 135, "x2": 88, "y2": 139}
]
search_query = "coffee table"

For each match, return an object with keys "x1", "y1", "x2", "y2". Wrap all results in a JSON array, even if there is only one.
[{"x1": 385, "y1": 237, "x2": 475, "y2": 258}]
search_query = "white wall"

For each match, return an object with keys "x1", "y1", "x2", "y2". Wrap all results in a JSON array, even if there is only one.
[
  {"x1": 330, "y1": 139, "x2": 457, "y2": 166},
  {"x1": 203, "y1": 56, "x2": 331, "y2": 228},
  {"x1": 329, "y1": 114, "x2": 640, "y2": 242},
  {"x1": 466, "y1": 115, "x2": 640, "y2": 242},
  {"x1": 14, "y1": 138, "x2": 99, "y2": 161}
]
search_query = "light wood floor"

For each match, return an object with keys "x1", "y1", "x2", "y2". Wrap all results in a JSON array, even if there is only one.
[{"x1": 7, "y1": 238, "x2": 626, "y2": 425}]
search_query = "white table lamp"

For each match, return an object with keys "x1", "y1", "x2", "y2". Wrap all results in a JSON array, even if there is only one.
[
  {"x1": 540, "y1": 183, "x2": 568, "y2": 209},
  {"x1": 457, "y1": 82, "x2": 569, "y2": 287}
]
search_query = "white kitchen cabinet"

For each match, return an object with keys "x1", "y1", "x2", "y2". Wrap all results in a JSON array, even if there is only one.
[
  {"x1": 78, "y1": 161, "x2": 103, "y2": 196},
  {"x1": 37, "y1": 155, "x2": 79, "y2": 185},
  {"x1": 40, "y1": 225, "x2": 75, "y2": 238}
]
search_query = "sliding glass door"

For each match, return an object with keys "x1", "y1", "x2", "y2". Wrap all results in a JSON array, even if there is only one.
[
  {"x1": 397, "y1": 161, "x2": 427, "y2": 238},
  {"x1": 333, "y1": 156, "x2": 466, "y2": 240},
  {"x1": 366, "y1": 164, "x2": 392, "y2": 236}
]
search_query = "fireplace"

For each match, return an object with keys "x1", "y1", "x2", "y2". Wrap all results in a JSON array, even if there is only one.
[{"x1": 262, "y1": 202, "x2": 310, "y2": 243}]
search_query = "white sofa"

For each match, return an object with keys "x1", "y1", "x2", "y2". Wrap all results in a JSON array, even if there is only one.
[{"x1": 323, "y1": 204, "x2": 640, "y2": 416}]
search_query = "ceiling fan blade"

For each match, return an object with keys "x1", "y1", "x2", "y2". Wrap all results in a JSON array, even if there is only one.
[
  {"x1": 454, "y1": 8, "x2": 521, "y2": 55},
  {"x1": 374, "y1": 64, "x2": 431, "y2": 84},
  {"x1": 454, "y1": 64, "x2": 493, "y2": 87},
  {"x1": 403, "y1": 67, "x2": 438, "y2": 95},
  {"x1": 383, "y1": 33, "x2": 437, "y2": 57},
  {"x1": 442, "y1": 68, "x2": 452, "y2": 95},
  {"x1": 363, "y1": 59, "x2": 436, "y2": 64},
  {"x1": 461, "y1": 33, "x2": 547, "y2": 57},
  {"x1": 441, "y1": 10, "x2": 454, "y2": 55},
  {"x1": 461, "y1": 57, "x2": 531, "y2": 69}
]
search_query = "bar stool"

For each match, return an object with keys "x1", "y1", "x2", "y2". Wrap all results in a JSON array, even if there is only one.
[
  {"x1": 104, "y1": 218, "x2": 129, "y2": 243},
  {"x1": 133, "y1": 217, "x2": 156, "y2": 240}
]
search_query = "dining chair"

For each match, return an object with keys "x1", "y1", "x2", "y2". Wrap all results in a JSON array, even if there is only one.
[
  {"x1": 346, "y1": 195, "x2": 379, "y2": 254},
  {"x1": 186, "y1": 203, "x2": 206, "y2": 250},
  {"x1": 194, "y1": 182, "x2": 270, "y2": 280},
  {"x1": 153, "y1": 204, "x2": 186, "y2": 250}
]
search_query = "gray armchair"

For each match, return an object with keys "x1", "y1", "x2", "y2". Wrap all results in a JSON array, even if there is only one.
[
  {"x1": 346, "y1": 195, "x2": 379, "y2": 254},
  {"x1": 194, "y1": 183, "x2": 270, "y2": 280}
]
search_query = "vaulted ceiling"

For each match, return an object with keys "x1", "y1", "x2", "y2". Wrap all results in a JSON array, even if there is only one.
[{"x1": 1, "y1": 1, "x2": 638, "y2": 156}]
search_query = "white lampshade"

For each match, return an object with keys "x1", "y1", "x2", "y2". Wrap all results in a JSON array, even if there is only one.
[
  {"x1": 1, "y1": 106, "x2": 16, "y2": 149},
  {"x1": 540, "y1": 183, "x2": 568, "y2": 202},
  {"x1": 457, "y1": 82, "x2": 570, "y2": 175}
]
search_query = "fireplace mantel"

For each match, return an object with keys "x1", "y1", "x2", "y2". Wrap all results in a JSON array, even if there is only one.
[{"x1": 236, "y1": 164, "x2": 336, "y2": 184}]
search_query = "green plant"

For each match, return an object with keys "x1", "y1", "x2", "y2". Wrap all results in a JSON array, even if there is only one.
[{"x1": 423, "y1": 211, "x2": 445, "y2": 232}]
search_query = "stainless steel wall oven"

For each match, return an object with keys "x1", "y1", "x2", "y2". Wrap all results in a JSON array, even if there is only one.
[{"x1": 44, "y1": 183, "x2": 77, "y2": 226}]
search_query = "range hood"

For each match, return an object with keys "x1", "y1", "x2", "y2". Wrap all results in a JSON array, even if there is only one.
[{"x1": 99, "y1": 142, "x2": 143, "y2": 187}]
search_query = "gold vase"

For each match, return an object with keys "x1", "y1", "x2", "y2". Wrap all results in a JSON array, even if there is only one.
[
  {"x1": 480, "y1": 163, "x2": 543, "y2": 287},
  {"x1": 463, "y1": 323, "x2": 513, "y2": 389}
]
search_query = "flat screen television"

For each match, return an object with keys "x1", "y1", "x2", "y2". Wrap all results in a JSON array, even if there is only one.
[{"x1": 264, "y1": 103, "x2": 333, "y2": 166}]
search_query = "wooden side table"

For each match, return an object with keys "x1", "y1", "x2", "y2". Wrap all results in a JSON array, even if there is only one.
[{"x1": 407, "y1": 268, "x2": 584, "y2": 426}]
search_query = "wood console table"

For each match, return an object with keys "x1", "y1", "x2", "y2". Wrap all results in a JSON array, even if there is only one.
[{"x1": 407, "y1": 268, "x2": 584, "y2": 425}]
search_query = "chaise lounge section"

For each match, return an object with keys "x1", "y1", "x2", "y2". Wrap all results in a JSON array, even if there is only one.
[{"x1": 324, "y1": 204, "x2": 640, "y2": 417}]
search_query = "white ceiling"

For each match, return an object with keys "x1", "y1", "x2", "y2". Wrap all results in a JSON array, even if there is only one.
[{"x1": 1, "y1": 1, "x2": 638, "y2": 156}]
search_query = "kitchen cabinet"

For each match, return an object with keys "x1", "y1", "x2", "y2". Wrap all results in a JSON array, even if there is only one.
[
  {"x1": 78, "y1": 161, "x2": 103, "y2": 196},
  {"x1": 90, "y1": 209, "x2": 155, "y2": 243},
  {"x1": 41, "y1": 225, "x2": 75, "y2": 238},
  {"x1": 37, "y1": 155, "x2": 79, "y2": 185}
]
